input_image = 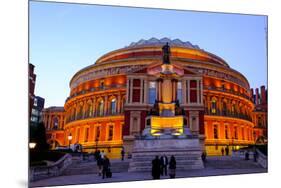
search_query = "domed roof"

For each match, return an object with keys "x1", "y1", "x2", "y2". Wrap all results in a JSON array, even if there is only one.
[{"x1": 126, "y1": 37, "x2": 201, "y2": 50}]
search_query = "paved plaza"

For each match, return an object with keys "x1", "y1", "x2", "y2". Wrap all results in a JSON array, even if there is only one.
[{"x1": 30, "y1": 156, "x2": 267, "y2": 187}]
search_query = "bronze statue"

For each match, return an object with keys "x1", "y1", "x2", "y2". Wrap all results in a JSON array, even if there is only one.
[{"x1": 162, "y1": 42, "x2": 171, "y2": 64}]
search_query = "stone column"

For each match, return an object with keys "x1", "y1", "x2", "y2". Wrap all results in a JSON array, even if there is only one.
[
  {"x1": 182, "y1": 79, "x2": 187, "y2": 104},
  {"x1": 140, "y1": 78, "x2": 143, "y2": 103},
  {"x1": 187, "y1": 79, "x2": 190, "y2": 104},
  {"x1": 126, "y1": 79, "x2": 129, "y2": 104},
  {"x1": 196, "y1": 79, "x2": 200, "y2": 104},
  {"x1": 117, "y1": 93, "x2": 121, "y2": 114},
  {"x1": 129, "y1": 79, "x2": 133, "y2": 103},
  {"x1": 144, "y1": 79, "x2": 148, "y2": 104},
  {"x1": 104, "y1": 95, "x2": 108, "y2": 116},
  {"x1": 200, "y1": 79, "x2": 204, "y2": 104}
]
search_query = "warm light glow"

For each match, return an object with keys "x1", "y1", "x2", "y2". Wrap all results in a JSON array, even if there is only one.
[
  {"x1": 151, "y1": 116, "x2": 183, "y2": 130},
  {"x1": 68, "y1": 134, "x2": 73, "y2": 141},
  {"x1": 29, "y1": 142, "x2": 36, "y2": 149}
]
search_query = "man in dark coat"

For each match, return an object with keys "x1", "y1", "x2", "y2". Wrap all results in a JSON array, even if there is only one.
[
  {"x1": 160, "y1": 155, "x2": 168, "y2": 176},
  {"x1": 169, "y1": 155, "x2": 176, "y2": 178},
  {"x1": 152, "y1": 156, "x2": 161, "y2": 179},
  {"x1": 102, "y1": 155, "x2": 111, "y2": 179}
]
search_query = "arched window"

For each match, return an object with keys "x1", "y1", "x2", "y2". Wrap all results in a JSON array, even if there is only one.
[
  {"x1": 231, "y1": 103, "x2": 235, "y2": 115},
  {"x1": 53, "y1": 117, "x2": 59, "y2": 130},
  {"x1": 214, "y1": 124, "x2": 218, "y2": 139},
  {"x1": 110, "y1": 98, "x2": 116, "y2": 115},
  {"x1": 97, "y1": 100, "x2": 104, "y2": 116},
  {"x1": 211, "y1": 99, "x2": 217, "y2": 114},
  {"x1": 89, "y1": 103, "x2": 93, "y2": 117}
]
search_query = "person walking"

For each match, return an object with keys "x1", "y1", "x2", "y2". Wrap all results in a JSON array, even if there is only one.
[
  {"x1": 96, "y1": 155, "x2": 103, "y2": 176},
  {"x1": 102, "y1": 155, "x2": 111, "y2": 179},
  {"x1": 100, "y1": 150, "x2": 106, "y2": 159},
  {"x1": 160, "y1": 155, "x2": 168, "y2": 176},
  {"x1": 121, "y1": 148, "x2": 125, "y2": 161},
  {"x1": 151, "y1": 155, "x2": 161, "y2": 179},
  {"x1": 201, "y1": 151, "x2": 207, "y2": 162},
  {"x1": 169, "y1": 155, "x2": 176, "y2": 179},
  {"x1": 221, "y1": 147, "x2": 225, "y2": 156}
]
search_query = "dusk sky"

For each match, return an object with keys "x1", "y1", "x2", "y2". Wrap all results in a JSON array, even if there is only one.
[{"x1": 30, "y1": 1, "x2": 267, "y2": 107}]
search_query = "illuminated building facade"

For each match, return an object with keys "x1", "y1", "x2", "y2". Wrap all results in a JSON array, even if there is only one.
[{"x1": 42, "y1": 38, "x2": 267, "y2": 157}]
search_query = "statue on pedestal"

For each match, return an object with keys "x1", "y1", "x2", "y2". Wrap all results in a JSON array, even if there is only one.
[{"x1": 162, "y1": 42, "x2": 171, "y2": 65}]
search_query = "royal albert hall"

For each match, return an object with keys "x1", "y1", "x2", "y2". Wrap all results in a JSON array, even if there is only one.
[{"x1": 42, "y1": 38, "x2": 267, "y2": 157}]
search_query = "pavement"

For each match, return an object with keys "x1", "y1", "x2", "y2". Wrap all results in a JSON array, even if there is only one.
[{"x1": 29, "y1": 156, "x2": 267, "y2": 187}]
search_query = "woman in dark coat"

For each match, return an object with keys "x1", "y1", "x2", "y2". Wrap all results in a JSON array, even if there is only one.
[
  {"x1": 169, "y1": 155, "x2": 176, "y2": 178},
  {"x1": 152, "y1": 155, "x2": 161, "y2": 179}
]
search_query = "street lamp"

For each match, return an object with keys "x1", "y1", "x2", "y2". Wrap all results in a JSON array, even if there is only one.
[
  {"x1": 29, "y1": 142, "x2": 36, "y2": 149},
  {"x1": 68, "y1": 133, "x2": 72, "y2": 150}
]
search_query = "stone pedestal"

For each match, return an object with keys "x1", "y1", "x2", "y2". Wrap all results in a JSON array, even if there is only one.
[{"x1": 128, "y1": 138, "x2": 204, "y2": 172}]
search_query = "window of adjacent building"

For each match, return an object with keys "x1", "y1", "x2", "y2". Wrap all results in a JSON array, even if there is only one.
[
  {"x1": 190, "y1": 80, "x2": 197, "y2": 103},
  {"x1": 149, "y1": 81, "x2": 156, "y2": 104},
  {"x1": 211, "y1": 99, "x2": 217, "y2": 114},
  {"x1": 108, "y1": 125, "x2": 113, "y2": 141},
  {"x1": 177, "y1": 81, "x2": 182, "y2": 103},
  {"x1": 214, "y1": 124, "x2": 218, "y2": 139},
  {"x1": 31, "y1": 116, "x2": 38, "y2": 122},
  {"x1": 84, "y1": 127, "x2": 89, "y2": 142},
  {"x1": 241, "y1": 127, "x2": 244, "y2": 140},
  {"x1": 97, "y1": 100, "x2": 104, "y2": 116},
  {"x1": 34, "y1": 98, "x2": 38, "y2": 107},
  {"x1": 110, "y1": 98, "x2": 116, "y2": 115}
]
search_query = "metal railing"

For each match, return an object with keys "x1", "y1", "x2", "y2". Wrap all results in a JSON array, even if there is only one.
[
  {"x1": 204, "y1": 86, "x2": 251, "y2": 101},
  {"x1": 205, "y1": 109, "x2": 252, "y2": 122},
  {"x1": 66, "y1": 84, "x2": 126, "y2": 103}
]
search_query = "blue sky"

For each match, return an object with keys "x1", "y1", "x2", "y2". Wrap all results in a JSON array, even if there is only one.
[{"x1": 30, "y1": 1, "x2": 267, "y2": 107}]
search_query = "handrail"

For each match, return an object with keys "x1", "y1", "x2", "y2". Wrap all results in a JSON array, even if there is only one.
[{"x1": 29, "y1": 153, "x2": 72, "y2": 182}]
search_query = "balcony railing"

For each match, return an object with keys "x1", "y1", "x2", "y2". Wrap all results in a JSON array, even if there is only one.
[
  {"x1": 65, "y1": 84, "x2": 126, "y2": 103},
  {"x1": 204, "y1": 86, "x2": 251, "y2": 101},
  {"x1": 66, "y1": 112, "x2": 123, "y2": 124},
  {"x1": 205, "y1": 109, "x2": 252, "y2": 122}
]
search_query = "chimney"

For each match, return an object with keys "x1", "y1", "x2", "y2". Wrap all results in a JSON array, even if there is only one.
[
  {"x1": 250, "y1": 89, "x2": 254, "y2": 102},
  {"x1": 261, "y1": 86, "x2": 266, "y2": 104},
  {"x1": 255, "y1": 88, "x2": 259, "y2": 105}
]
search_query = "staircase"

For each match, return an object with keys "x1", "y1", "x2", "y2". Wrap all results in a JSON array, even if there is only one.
[
  {"x1": 128, "y1": 138, "x2": 204, "y2": 172},
  {"x1": 62, "y1": 160, "x2": 129, "y2": 176}
]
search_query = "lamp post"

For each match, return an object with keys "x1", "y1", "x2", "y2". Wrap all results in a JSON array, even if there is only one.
[
  {"x1": 68, "y1": 133, "x2": 72, "y2": 150},
  {"x1": 29, "y1": 142, "x2": 37, "y2": 149}
]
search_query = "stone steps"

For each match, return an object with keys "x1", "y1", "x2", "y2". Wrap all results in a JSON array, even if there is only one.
[
  {"x1": 128, "y1": 138, "x2": 204, "y2": 172},
  {"x1": 62, "y1": 161, "x2": 129, "y2": 176}
]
